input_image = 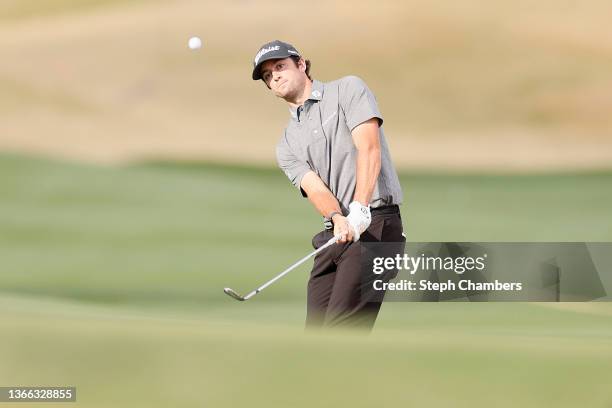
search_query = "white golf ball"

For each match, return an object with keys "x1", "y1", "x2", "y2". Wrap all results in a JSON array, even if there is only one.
[{"x1": 188, "y1": 36, "x2": 202, "y2": 50}]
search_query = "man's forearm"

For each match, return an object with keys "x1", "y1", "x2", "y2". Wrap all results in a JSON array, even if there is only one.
[
  {"x1": 300, "y1": 170, "x2": 342, "y2": 218},
  {"x1": 352, "y1": 119, "x2": 382, "y2": 206},
  {"x1": 301, "y1": 170, "x2": 355, "y2": 242},
  {"x1": 353, "y1": 146, "x2": 381, "y2": 205}
]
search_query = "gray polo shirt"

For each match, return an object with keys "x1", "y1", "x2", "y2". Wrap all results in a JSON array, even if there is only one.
[{"x1": 275, "y1": 76, "x2": 403, "y2": 213}]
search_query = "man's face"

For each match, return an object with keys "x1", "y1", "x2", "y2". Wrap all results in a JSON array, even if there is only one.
[{"x1": 260, "y1": 57, "x2": 306, "y2": 101}]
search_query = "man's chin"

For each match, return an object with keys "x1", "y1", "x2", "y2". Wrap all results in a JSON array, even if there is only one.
[
  {"x1": 275, "y1": 85, "x2": 292, "y2": 97},
  {"x1": 276, "y1": 91, "x2": 294, "y2": 101}
]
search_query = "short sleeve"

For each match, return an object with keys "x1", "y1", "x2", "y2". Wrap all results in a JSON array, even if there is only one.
[
  {"x1": 339, "y1": 75, "x2": 383, "y2": 131},
  {"x1": 276, "y1": 134, "x2": 311, "y2": 197}
]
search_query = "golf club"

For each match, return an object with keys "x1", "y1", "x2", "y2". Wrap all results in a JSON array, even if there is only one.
[{"x1": 224, "y1": 235, "x2": 340, "y2": 301}]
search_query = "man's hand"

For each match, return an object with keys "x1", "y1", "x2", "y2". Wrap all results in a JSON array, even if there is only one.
[
  {"x1": 346, "y1": 201, "x2": 371, "y2": 242},
  {"x1": 332, "y1": 213, "x2": 354, "y2": 243}
]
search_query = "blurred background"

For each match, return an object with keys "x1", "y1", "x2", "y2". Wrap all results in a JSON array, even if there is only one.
[{"x1": 1, "y1": 0, "x2": 611, "y2": 407}]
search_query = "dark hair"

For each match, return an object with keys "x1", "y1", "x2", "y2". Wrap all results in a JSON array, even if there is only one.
[{"x1": 289, "y1": 55, "x2": 312, "y2": 80}]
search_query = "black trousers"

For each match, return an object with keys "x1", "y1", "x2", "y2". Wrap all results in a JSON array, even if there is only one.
[{"x1": 306, "y1": 206, "x2": 406, "y2": 330}]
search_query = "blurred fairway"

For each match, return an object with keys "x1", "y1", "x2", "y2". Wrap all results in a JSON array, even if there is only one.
[
  {"x1": 1, "y1": 154, "x2": 612, "y2": 407},
  {"x1": 2, "y1": 296, "x2": 612, "y2": 408}
]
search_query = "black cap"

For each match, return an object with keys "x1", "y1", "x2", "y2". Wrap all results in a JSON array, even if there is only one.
[{"x1": 252, "y1": 40, "x2": 301, "y2": 80}]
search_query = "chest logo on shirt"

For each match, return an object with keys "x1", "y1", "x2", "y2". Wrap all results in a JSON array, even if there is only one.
[{"x1": 321, "y1": 111, "x2": 338, "y2": 127}]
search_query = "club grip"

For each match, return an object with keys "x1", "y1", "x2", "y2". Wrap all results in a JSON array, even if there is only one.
[{"x1": 326, "y1": 235, "x2": 341, "y2": 245}]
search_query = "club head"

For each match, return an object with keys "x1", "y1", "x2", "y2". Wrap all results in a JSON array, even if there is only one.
[{"x1": 224, "y1": 287, "x2": 246, "y2": 301}]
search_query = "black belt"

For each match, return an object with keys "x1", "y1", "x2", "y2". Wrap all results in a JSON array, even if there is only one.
[
  {"x1": 371, "y1": 204, "x2": 400, "y2": 216},
  {"x1": 323, "y1": 205, "x2": 400, "y2": 230}
]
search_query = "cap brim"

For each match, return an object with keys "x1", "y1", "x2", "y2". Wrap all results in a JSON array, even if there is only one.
[{"x1": 251, "y1": 53, "x2": 292, "y2": 80}]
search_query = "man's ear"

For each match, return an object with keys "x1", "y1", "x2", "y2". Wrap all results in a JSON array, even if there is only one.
[{"x1": 299, "y1": 58, "x2": 306, "y2": 72}]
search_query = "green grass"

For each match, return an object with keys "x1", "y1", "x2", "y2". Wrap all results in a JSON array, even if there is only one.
[
  {"x1": 2, "y1": 295, "x2": 612, "y2": 408},
  {"x1": 1, "y1": 155, "x2": 611, "y2": 305},
  {"x1": 1, "y1": 154, "x2": 612, "y2": 407}
]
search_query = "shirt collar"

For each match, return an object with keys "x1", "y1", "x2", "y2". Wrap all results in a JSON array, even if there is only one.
[
  {"x1": 288, "y1": 79, "x2": 324, "y2": 120},
  {"x1": 308, "y1": 79, "x2": 324, "y2": 101}
]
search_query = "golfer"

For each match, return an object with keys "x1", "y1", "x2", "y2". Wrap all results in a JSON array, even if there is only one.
[{"x1": 252, "y1": 40, "x2": 405, "y2": 330}]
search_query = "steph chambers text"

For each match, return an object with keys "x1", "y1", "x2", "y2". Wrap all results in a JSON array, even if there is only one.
[{"x1": 373, "y1": 279, "x2": 523, "y2": 292}]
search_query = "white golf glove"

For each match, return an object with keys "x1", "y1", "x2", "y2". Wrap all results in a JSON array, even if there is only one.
[{"x1": 346, "y1": 201, "x2": 371, "y2": 242}]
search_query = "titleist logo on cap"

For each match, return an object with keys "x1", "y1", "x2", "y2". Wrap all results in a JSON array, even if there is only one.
[{"x1": 254, "y1": 45, "x2": 280, "y2": 65}]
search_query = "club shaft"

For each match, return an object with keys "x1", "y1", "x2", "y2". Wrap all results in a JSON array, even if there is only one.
[{"x1": 242, "y1": 236, "x2": 338, "y2": 300}]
